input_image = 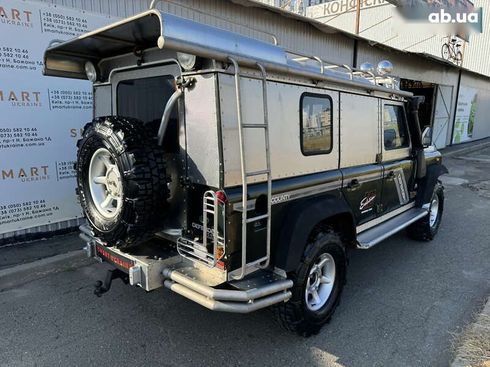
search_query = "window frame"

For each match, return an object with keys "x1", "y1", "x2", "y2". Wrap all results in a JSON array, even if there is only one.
[
  {"x1": 382, "y1": 103, "x2": 411, "y2": 151},
  {"x1": 382, "y1": 102, "x2": 411, "y2": 161},
  {"x1": 299, "y1": 92, "x2": 334, "y2": 156}
]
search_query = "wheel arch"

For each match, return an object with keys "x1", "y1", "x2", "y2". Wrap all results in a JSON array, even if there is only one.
[
  {"x1": 415, "y1": 163, "x2": 448, "y2": 207},
  {"x1": 273, "y1": 194, "x2": 356, "y2": 272}
]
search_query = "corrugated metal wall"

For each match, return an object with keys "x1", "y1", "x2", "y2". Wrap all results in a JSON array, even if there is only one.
[{"x1": 307, "y1": 0, "x2": 490, "y2": 78}]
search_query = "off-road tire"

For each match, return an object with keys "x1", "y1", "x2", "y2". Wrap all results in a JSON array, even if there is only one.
[
  {"x1": 76, "y1": 116, "x2": 169, "y2": 248},
  {"x1": 408, "y1": 182, "x2": 444, "y2": 241},
  {"x1": 272, "y1": 230, "x2": 347, "y2": 336}
]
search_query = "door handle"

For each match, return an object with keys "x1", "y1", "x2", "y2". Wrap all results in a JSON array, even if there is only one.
[
  {"x1": 347, "y1": 179, "x2": 360, "y2": 189},
  {"x1": 386, "y1": 171, "x2": 395, "y2": 179}
]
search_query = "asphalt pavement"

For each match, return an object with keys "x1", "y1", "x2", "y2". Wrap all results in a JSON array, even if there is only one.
[{"x1": 1, "y1": 148, "x2": 489, "y2": 367}]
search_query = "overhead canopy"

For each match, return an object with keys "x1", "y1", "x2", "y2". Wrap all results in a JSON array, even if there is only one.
[
  {"x1": 43, "y1": 9, "x2": 286, "y2": 80},
  {"x1": 43, "y1": 8, "x2": 412, "y2": 97}
]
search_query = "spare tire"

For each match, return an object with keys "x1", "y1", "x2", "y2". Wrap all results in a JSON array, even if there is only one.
[{"x1": 76, "y1": 116, "x2": 169, "y2": 248}]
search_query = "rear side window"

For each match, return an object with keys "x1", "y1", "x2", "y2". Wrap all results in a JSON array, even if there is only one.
[
  {"x1": 300, "y1": 93, "x2": 333, "y2": 155},
  {"x1": 383, "y1": 105, "x2": 409, "y2": 150},
  {"x1": 117, "y1": 75, "x2": 176, "y2": 125},
  {"x1": 117, "y1": 75, "x2": 178, "y2": 152}
]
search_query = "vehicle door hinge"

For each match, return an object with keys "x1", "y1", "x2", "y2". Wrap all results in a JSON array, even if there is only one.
[{"x1": 375, "y1": 203, "x2": 384, "y2": 214}]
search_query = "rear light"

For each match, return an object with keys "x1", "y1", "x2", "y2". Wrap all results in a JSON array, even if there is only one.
[{"x1": 216, "y1": 190, "x2": 227, "y2": 204}]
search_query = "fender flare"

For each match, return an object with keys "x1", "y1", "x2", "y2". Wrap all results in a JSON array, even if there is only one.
[
  {"x1": 416, "y1": 163, "x2": 448, "y2": 206},
  {"x1": 274, "y1": 193, "x2": 355, "y2": 272}
]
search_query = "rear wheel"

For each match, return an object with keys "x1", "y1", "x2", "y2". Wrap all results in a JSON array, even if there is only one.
[
  {"x1": 455, "y1": 51, "x2": 463, "y2": 66},
  {"x1": 408, "y1": 182, "x2": 444, "y2": 241},
  {"x1": 273, "y1": 230, "x2": 347, "y2": 336},
  {"x1": 76, "y1": 116, "x2": 169, "y2": 248}
]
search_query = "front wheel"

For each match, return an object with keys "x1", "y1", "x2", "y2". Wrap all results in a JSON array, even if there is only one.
[
  {"x1": 273, "y1": 230, "x2": 347, "y2": 336},
  {"x1": 408, "y1": 182, "x2": 444, "y2": 241}
]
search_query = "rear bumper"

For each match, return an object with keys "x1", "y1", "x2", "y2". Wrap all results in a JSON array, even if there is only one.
[
  {"x1": 80, "y1": 225, "x2": 292, "y2": 313},
  {"x1": 163, "y1": 268, "x2": 292, "y2": 313}
]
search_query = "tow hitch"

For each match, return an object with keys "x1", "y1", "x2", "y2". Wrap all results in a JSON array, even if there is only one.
[{"x1": 94, "y1": 269, "x2": 129, "y2": 297}]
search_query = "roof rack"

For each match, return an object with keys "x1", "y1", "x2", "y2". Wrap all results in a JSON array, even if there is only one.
[{"x1": 286, "y1": 50, "x2": 397, "y2": 90}]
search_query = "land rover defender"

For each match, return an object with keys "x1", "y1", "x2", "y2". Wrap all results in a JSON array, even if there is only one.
[{"x1": 43, "y1": 4, "x2": 447, "y2": 336}]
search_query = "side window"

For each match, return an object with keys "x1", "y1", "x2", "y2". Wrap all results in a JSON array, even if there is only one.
[
  {"x1": 383, "y1": 104, "x2": 409, "y2": 150},
  {"x1": 300, "y1": 93, "x2": 333, "y2": 155}
]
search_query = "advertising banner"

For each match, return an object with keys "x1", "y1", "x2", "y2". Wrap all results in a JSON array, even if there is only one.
[
  {"x1": 0, "y1": 0, "x2": 114, "y2": 235},
  {"x1": 452, "y1": 86, "x2": 478, "y2": 144}
]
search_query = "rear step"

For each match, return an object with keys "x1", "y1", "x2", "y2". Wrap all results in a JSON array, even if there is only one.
[
  {"x1": 357, "y1": 208, "x2": 428, "y2": 249},
  {"x1": 163, "y1": 268, "x2": 292, "y2": 313}
]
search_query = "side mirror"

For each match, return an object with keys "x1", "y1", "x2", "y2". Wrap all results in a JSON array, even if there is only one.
[{"x1": 422, "y1": 127, "x2": 432, "y2": 147}]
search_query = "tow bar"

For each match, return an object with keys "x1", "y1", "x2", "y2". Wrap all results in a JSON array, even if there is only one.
[{"x1": 94, "y1": 269, "x2": 129, "y2": 297}]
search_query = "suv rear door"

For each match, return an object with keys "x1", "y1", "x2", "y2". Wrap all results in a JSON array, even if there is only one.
[{"x1": 380, "y1": 101, "x2": 416, "y2": 214}]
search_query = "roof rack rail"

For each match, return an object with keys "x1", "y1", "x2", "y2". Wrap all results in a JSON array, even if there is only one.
[{"x1": 286, "y1": 50, "x2": 397, "y2": 89}]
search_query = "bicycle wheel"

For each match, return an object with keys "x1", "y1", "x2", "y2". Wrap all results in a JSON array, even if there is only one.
[
  {"x1": 455, "y1": 51, "x2": 463, "y2": 66},
  {"x1": 441, "y1": 43, "x2": 450, "y2": 60}
]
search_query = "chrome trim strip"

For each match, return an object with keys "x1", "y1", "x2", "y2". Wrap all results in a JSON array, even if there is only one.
[{"x1": 232, "y1": 179, "x2": 342, "y2": 211}]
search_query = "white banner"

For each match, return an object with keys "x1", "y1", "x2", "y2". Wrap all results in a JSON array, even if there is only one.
[
  {"x1": 452, "y1": 86, "x2": 478, "y2": 144},
  {"x1": 0, "y1": 0, "x2": 115, "y2": 234}
]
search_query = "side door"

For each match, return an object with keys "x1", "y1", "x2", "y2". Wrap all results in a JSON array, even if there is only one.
[
  {"x1": 340, "y1": 93, "x2": 383, "y2": 225},
  {"x1": 380, "y1": 101, "x2": 415, "y2": 214}
]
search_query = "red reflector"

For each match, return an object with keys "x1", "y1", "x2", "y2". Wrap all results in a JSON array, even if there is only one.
[
  {"x1": 216, "y1": 190, "x2": 227, "y2": 204},
  {"x1": 217, "y1": 260, "x2": 225, "y2": 270}
]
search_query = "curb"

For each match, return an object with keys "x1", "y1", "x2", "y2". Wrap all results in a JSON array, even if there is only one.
[
  {"x1": 0, "y1": 250, "x2": 92, "y2": 291},
  {"x1": 442, "y1": 140, "x2": 490, "y2": 158},
  {"x1": 451, "y1": 297, "x2": 490, "y2": 367}
]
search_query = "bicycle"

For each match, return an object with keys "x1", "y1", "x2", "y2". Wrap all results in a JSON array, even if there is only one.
[{"x1": 441, "y1": 36, "x2": 463, "y2": 66}]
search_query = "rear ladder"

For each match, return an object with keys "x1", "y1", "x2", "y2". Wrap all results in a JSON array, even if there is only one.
[{"x1": 228, "y1": 57, "x2": 272, "y2": 280}]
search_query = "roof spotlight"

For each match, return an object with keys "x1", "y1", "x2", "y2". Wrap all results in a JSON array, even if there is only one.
[
  {"x1": 377, "y1": 60, "x2": 393, "y2": 76},
  {"x1": 360, "y1": 62, "x2": 375, "y2": 74}
]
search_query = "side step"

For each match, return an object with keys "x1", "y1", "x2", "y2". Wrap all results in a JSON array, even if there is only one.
[{"x1": 357, "y1": 208, "x2": 428, "y2": 249}]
